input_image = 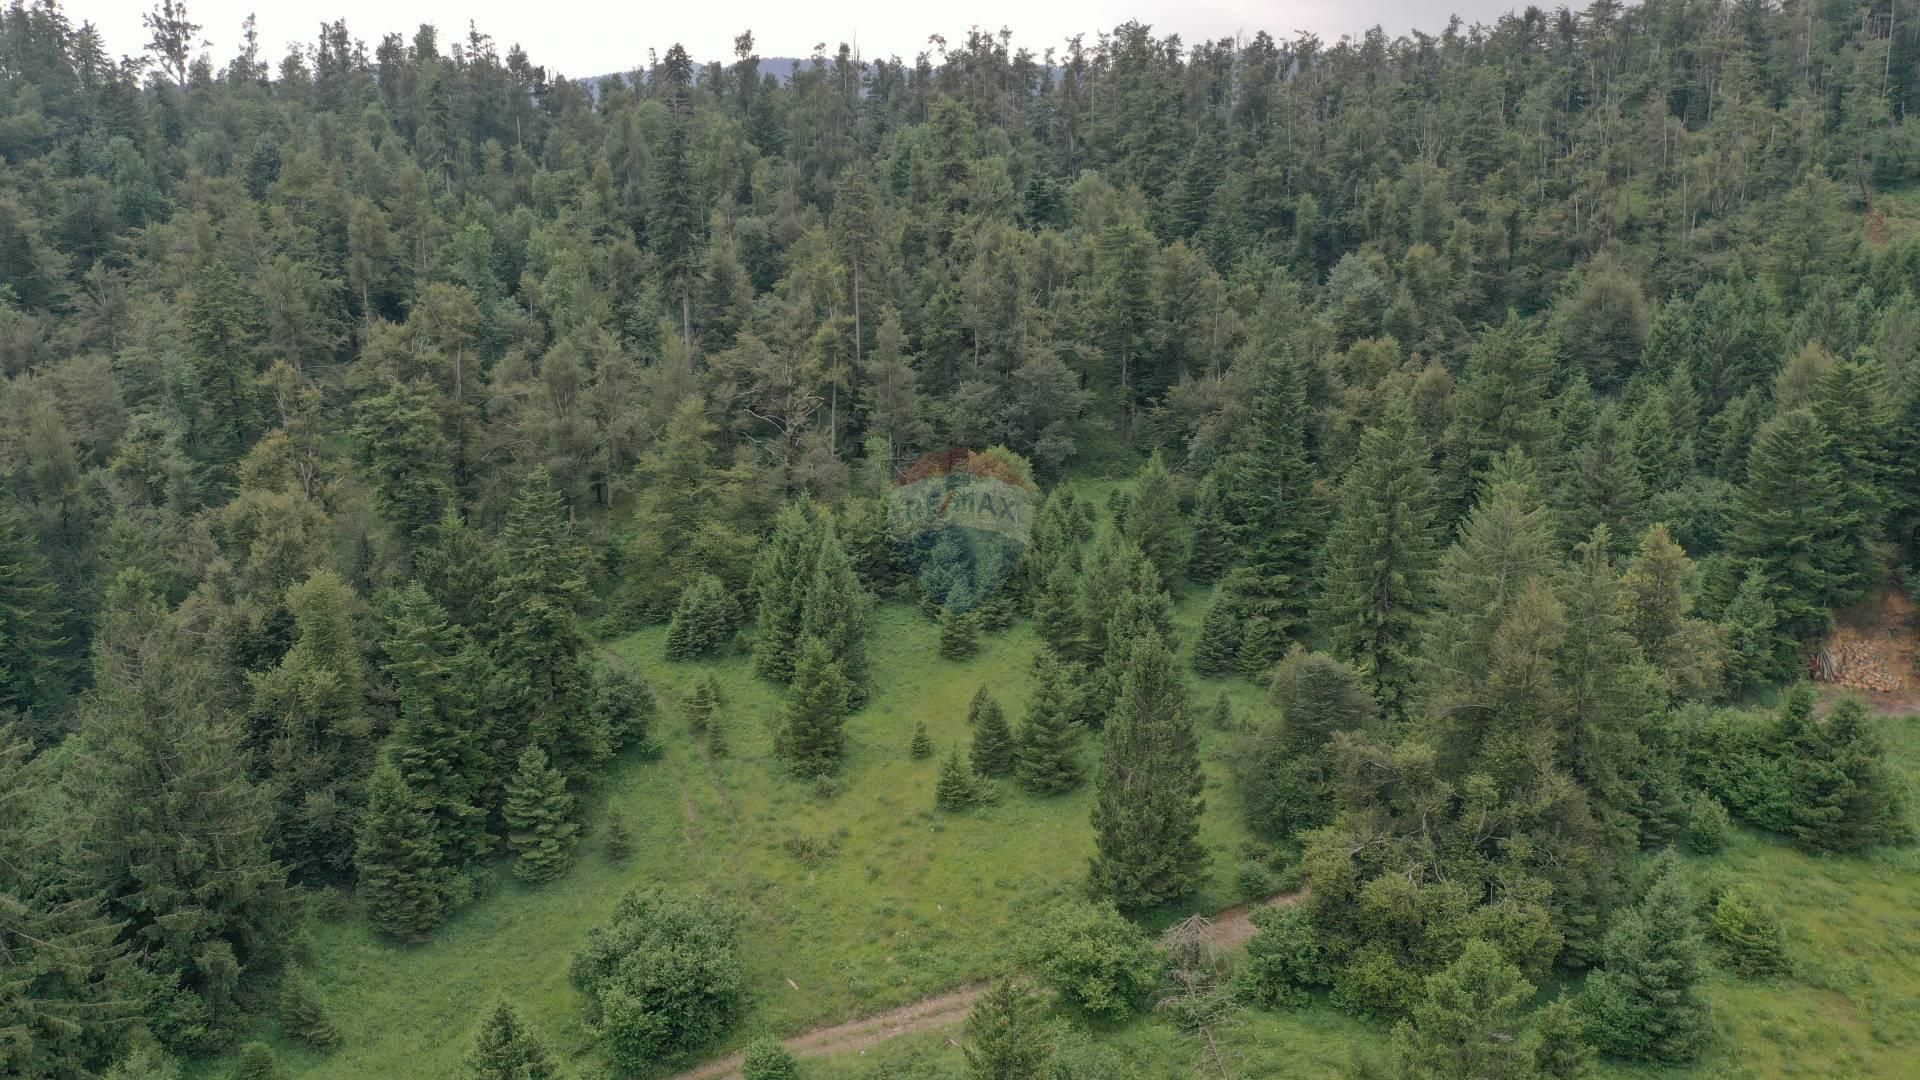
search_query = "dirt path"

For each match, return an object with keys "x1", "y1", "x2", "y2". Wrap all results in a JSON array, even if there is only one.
[{"x1": 668, "y1": 886, "x2": 1310, "y2": 1080}]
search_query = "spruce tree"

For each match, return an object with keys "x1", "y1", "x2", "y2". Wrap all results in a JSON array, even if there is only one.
[
  {"x1": 279, "y1": 967, "x2": 340, "y2": 1049},
  {"x1": 0, "y1": 502, "x2": 72, "y2": 724},
  {"x1": 592, "y1": 664, "x2": 659, "y2": 757},
  {"x1": 664, "y1": 574, "x2": 739, "y2": 660},
  {"x1": 492, "y1": 468, "x2": 605, "y2": 782},
  {"x1": 1215, "y1": 353, "x2": 1320, "y2": 636},
  {"x1": 1783, "y1": 696, "x2": 1909, "y2": 852},
  {"x1": 1722, "y1": 562, "x2": 1789, "y2": 694},
  {"x1": 909, "y1": 721, "x2": 933, "y2": 759},
  {"x1": 355, "y1": 759, "x2": 447, "y2": 942},
  {"x1": 1730, "y1": 408, "x2": 1868, "y2": 638},
  {"x1": 382, "y1": 583, "x2": 492, "y2": 869},
  {"x1": 969, "y1": 690, "x2": 1015, "y2": 777},
  {"x1": 940, "y1": 605, "x2": 980, "y2": 660},
  {"x1": 465, "y1": 1000, "x2": 559, "y2": 1080},
  {"x1": 1313, "y1": 409, "x2": 1438, "y2": 714},
  {"x1": 1088, "y1": 632, "x2": 1208, "y2": 909},
  {"x1": 1209, "y1": 691, "x2": 1234, "y2": 731},
  {"x1": 751, "y1": 496, "x2": 824, "y2": 681},
  {"x1": 1014, "y1": 653, "x2": 1082, "y2": 794},
  {"x1": 1185, "y1": 475, "x2": 1230, "y2": 585},
  {"x1": 604, "y1": 811, "x2": 633, "y2": 863},
  {"x1": 1124, "y1": 450, "x2": 1183, "y2": 584},
  {"x1": 73, "y1": 573, "x2": 288, "y2": 1016},
  {"x1": 503, "y1": 748, "x2": 578, "y2": 885},
  {"x1": 1391, "y1": 940, "x2": 1536, "y2": 1080},
  {"x1": 963, "y1": 981, "x2": 1054, "y2": 1080},
  {"x1": 800, "y1": 524, "x2": 872, "y2": 700},
  {"x1": 684, "y1": 672, "x2": 722, "y2": 734},
  {"x1": 1033, "y1": 559, "x2": 1084, "y2": 660},
  {"x1": 775, "y1": 636, "x2": 852, "y2": 777},
  {"x1": 936, "y1": 748, "x2": 979, "y2": 810},
  {"x1": 1580, "y1": 853, "x2": 1710, "y2": 1064},
  {"x1": 1192, "y1": 584, "x2": 1245, "y2": 676}
]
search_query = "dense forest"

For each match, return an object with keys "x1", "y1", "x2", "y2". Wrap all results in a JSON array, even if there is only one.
[{"x1": 4, "y1": 0, "x2": 1920, "y2": 1077}]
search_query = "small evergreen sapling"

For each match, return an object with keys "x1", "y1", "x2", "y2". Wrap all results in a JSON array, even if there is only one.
[
  {"x1": 684, "y1": 672, "x2": 722, "y2": 735},
  {"x1": 465, "y1": 1000, "x2": 559, "y2": 1080},
  {"x1": 234, "y1": 1042, "x2": 284, "y2": 1080},
  {"x1": 604, "y1": 811, "x2": 633, "y2": 863},
  {"x1": 936, "y1": 748, "x2": 979, "y2": 810},
  {"x1": 775, "y1": 636, "x2": 852, "y2": 777},
  {"x1": 279, "y1": 967, "x2": 340, "y2": 1049},
  {"x1": 940, "y1": 605, "x2": 980, "y2": 660},
  {"x1": 1014, "y1": 654, "x2": 1082, "y2": 795},
  {"x1": 909, "y1": 721, "x2": 933, "y2": 759},
  {"x1": 969, "y1": 691, "x2": 1014, "y2": 777}
]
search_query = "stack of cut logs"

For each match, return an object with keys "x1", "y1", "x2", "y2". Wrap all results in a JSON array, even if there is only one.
[{"x1": 1810, "y1": 630, "x2": 1910, "y2": 694}]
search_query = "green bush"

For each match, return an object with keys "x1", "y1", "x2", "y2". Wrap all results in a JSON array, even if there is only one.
[
  {"x1": 569, "y1": 886, "x2": 744, "y2": 1067},
  {"x1": 1709, "y1": 884, "x2": 1789, "y2": 979},
  {"x1": 742, "y1": 1036, "x2": 800, "y2": 1080},
  {"x1": 1683, "y1": 793, "x2": 1733, "y2": 855},
  {"x1": 1235, "y1": 904, "x2": 1323, "y2": 1009},
  {"x1": 1236, "y1": 859, "x2": 1278, "y2": 900},
  {"x1": 1016, "y1": 899, "x2": 1163, "y2": 1023}
]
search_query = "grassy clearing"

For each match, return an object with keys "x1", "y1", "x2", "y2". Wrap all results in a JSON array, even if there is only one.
[{"x1": 262, "y1": 569, "x2": 1272, "y2": 1078}]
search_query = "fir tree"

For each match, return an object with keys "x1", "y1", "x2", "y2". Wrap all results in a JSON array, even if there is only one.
[
  {"x1": 465, "y1": 1000, "x2": 558, "y2": 1080},
  {"x1": 684, "y1": 672, "x2": 722, "y2": 735},
  {"x1": 381, "y1": 583, "x2": 492, "y2": 870},
  {"x1": 592, "y1": 664, "x2": 659, "y2": 757},
  {"x1": 492, "y1": 468, "x2": 605, "y2": 782},
  {"x1": 1722, "y1": 562, "x2": 1789, "y2": 694},
  {"x1": 1391, "y1": 940, "x2": 1536, "y2": 1080},
  {"x1": 909, "y1": 721, "x2": 933, "y2": 759},
  {"x1": 705, "y1": 711, "x2": 730, "y2": 759},
  {"x1": 1033, "y1": 559, "x2": 1083, "y2": 660},
  {"x1": 1730, "y1": 408, "x2": 1868, "y2": 638},
  {"x1": 1192, "y1": 583, "x2": 1245, "y2": 676},
  {"x1": 969, "y1": 689, "x2": 1015, "y2": 777},
  {"x1": 279, "y1": 967, "x2": 340, "y2": 1049},
  {"x1": 355, "y1": 759, "x2": 447, "y2": 942},
  {"x1": 751, "y1": 496, "x2": 824, "y2": 682},
  {"x1": 1124, "y1": 450, "x2": 1183, "y2": 584},
  {"x1": 1313, "y1": 409, "x2": 1439, "y2": 714},
  {"x1": 1088, "y1": 632, "x2": 1208, "y2": 909},
  {"x1": 73, "y1": 573, "x2": 288, "y2": 1016},
  {"x1": 1532, "y1": 996, "x2": 1597, "y2": 1080},
  {"x1": 800, "y1": 524, "x2": 872, "y2": 700},
  {"x1": 1014, "y1": 653, "x2": 1082, "y2": 795},
  {"x1": 1563, "y1": 402, "x2": 1647, "y2": 554},
  {"x1": 604, "y1": 811, "x2": 633, "y2": 863},
  {"x1": 775, "y1": 637, "x2": 851, "y2": 777},
  {"x1": 940, "y1": 605, "x2": 980, "y2": 660},
  {"x1": 1216, "y1": 353, "x2": 1321, "y2": 635},
  {"x1": 503, "y1": 748, "x2": 578, "y2": 885},
  {"x1": 936, "y1": 748, "x2": 979, "y2": 810},
  {"x1": 963, "y1": 981, "x2": 1054, "y2": 1080},
  {"x1": 1184, "y1": 476, "x2": 1230, "y2": 585},
  {"x1": 1783, "y1": 696, "x2": 1910, "y2": 852},
  {"x1": 1209, "y1": 691, "x2": 1234, "y2": 732},
  {"x1": 664, "y1": 574, "x2": 739, "y2": 660},
  {"x1": 0, "y1": 502, "x2": 72, "y2": 724},
  {"x1": 1580, "y1": 853, "x2": 1710, "y2": 1064}
]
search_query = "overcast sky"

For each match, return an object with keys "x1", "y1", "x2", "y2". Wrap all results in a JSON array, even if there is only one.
[{"x1": 74, "y1": 1, "x2": 1529, "y2": 78}]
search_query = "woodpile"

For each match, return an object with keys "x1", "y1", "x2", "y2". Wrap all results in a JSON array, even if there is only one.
[{"x1": 1811, "y1": 627, "x2": 1911, "y2": 694}]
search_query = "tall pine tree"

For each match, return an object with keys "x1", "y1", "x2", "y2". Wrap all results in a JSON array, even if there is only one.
[{"x1": 1088, "y1": 632, "x2": 1207, "y2": 909}]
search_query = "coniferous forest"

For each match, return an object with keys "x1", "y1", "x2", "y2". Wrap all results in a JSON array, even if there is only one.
[{"x1": 6, "y1": 1, "x2": 1920, "y2": 1077}]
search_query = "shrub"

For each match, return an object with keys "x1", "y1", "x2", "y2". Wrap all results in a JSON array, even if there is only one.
[
  {"x1": 1682, "y1": 793, "x2": 1732, "y2": 855},
  {"x1": 569, "y1": 886, "x2": 744, "y2": 1067},
  {"x1": 742, "y1": 1036, "x2": 799, "y2": 1080},
  {"x1": 1016, "y1": 898, "x2": 1163, "y2": 1023},
  {"x1": 1709, "y1": 884, "x2": 1789, "y2": 979},
  {"x1": 1236, "y1": 860, "x2": 1278, "y2": 900},
  {"x1": 1235, "y1": 904, "x2": 1323, "y2": 1009}
]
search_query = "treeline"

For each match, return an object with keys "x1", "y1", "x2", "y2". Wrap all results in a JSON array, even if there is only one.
[{"x1": 3, "y1": 0, "x2": 1920, "y2": 1074}]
